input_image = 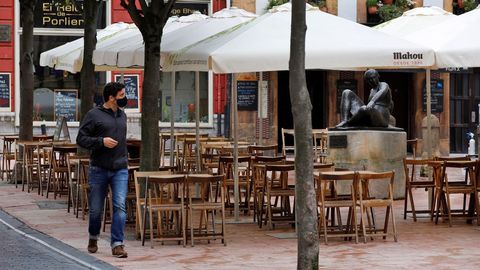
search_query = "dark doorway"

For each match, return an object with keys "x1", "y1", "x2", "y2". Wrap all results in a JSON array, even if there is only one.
[
  {"x1": 277, "y1": 70, "x2": 326, "y2": 153},
  {"x1": 378, "y1": 72, "x2": 412, "y2": 137},
  {"x1": 450, "y1": 71, "x2": 480, "y2": 153}
]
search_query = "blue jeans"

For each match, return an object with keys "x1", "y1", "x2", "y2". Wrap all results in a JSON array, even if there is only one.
[{"x1": 88, "y1": 166, "x2": 128, "y2": 248}]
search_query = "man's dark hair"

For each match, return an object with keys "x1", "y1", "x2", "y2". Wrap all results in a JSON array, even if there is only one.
[{"x1": 103, "y1": 82, "x2": 125, "y2": 102}]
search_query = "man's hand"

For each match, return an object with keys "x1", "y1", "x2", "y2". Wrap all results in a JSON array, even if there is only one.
[{"x1": 103, "y1": 137, "x2": 118, "y2": 148}]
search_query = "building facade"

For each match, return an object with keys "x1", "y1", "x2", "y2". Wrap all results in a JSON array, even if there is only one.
[
  {"x1": 0, "y1": 0, "x2": 227, "y2": 139},
  {"x1": 1, "y1": 0, "x2": 478, "y2": 154}
]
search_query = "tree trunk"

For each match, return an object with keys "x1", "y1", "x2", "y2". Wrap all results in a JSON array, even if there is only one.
[
  {"x1": 141, "y1": 39, "x2": 161, "y2": 171},
  {"x1": 80, "y1": 0, "x2": 100, "y2": 121},
  {"x1": 121, "y1": 0, "x2": 176, "y2": 171},
  {"x1": 290, "y1": 1, "x2": 319, "y2": 269},
  {"x1": 19, "y1": 0, "x2": 36, "y2": 141}
]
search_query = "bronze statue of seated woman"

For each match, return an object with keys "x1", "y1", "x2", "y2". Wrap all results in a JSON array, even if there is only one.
[{"x1": 336, "y1": 69, "x2": 395, "y2": 128}]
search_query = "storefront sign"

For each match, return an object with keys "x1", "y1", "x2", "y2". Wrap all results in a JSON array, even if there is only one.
[
  {"x1": 0, "y1": 25, "x2": 11, "y2": 42},
  {"x1": 35, "y1": 0, "x2": 84, "y2": 28},
  {"x1": 54, "y1": 89, "x2": 78, "y2": 122},
  {"x1": 237, "y1": 81, "x2": 258, "y2": 111},
  {"x1": 0, "y1": 73, "x2": 11, "y2": 108},
  {"x1": 336, "y1": 79, "x2": 357, "y2": 112},
  {"x1": 422, "y1": 79, "x2": 444, "y2": 113},
  {"x1": 115, "y1": 74, "x2": 139, "y2": 110},
  {"x1": 171, "y1": 3, "x2": 209, "y2": 16}
]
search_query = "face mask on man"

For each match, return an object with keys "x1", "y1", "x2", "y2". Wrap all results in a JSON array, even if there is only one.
[{"x1": 116, "y1": 96, "x2": 128, "y2": 108}]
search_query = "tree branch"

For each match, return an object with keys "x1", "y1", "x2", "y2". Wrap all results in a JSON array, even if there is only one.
[
  {"x1": 139, "y1": 0, "x2": 149, "y2": 13},
  {"x1": 161, "y1": 0, "x2": 176, "y2": 25},
  {"x1": 121, "y1": 0, "x2": 146, "y2": 34}
]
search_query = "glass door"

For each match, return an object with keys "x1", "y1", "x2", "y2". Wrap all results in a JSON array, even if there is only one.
[{"x1": 450, "y1": 72, "x2": 480, "y2": 153}]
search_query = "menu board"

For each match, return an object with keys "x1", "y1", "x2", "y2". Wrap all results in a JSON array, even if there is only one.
[
  {"x1": 237, "y1": 81, "x2": 258, "y2": 111},
  {"x1": 115, "y1": 74, "x2": 139, "y2": 109},
  {"x1": 0, "y1": 73, "x2": 10, "y2": 108},
  {"x1": 336, "y1": 79, "x2": 357, "y2": 112},
  {"x1": 53, "y1": 116, "x2": 70, "y2": 141},
  {"x1": 422, "y1": 79, "x2": 444, "y2": 113},
  {"x1": 54, "y1": 89, "x2": 78, "y2": 122}
]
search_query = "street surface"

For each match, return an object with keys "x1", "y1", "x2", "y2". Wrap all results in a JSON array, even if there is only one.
[{"x1": 0, "y1": 208, "x2": 116, "y2": 270}]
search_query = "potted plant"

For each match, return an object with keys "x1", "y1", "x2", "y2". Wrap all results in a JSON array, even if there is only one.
[
  {"x1": 378, "y1": 4, "x2": 403, "y2": 21},
  {"x1": 367, "y1": 0, "x2": 379, "y2": 14},
  {"x1": 265, "y1": 0, "x2": 289, "y2": 11},
  {"x1": 463, "y1": 0, "x2": 479, "y2": 11}
]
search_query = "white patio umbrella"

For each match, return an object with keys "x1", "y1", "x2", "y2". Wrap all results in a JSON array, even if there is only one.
[
  {"x1": 166, "y1": 2, "x2": 435, "y2": 221},
  {"x1": 166, "y1": 3, "x2": 434, "y2": 73},
  {"x1": 375, "y1": 6, "x2": 456, "y2": 37},
  {"x1": 405, "y1": 6, "x2": 480, "y2": 69},
  {"x1": 96, "y1": 7, "x2": 256, "y2": 69},
  {"x1": 92, "y1": 12, "x2": 208, "y2": 69},
  {"x1": 40, "y1": 13, "x2": 207, "y2": 73},
  {"x1": 39, "y1": 22, "x2": 132, "y2": 73},
  {"x1": 375, "y1": 6, "x2": 456, "y2": 158}
]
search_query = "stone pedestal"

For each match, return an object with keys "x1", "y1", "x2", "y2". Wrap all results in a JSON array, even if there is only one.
[{"x1": 327, "y1": 129, "x2": 406, "y2": 199}]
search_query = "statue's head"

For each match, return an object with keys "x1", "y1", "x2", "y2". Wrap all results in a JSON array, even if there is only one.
[{"x1": 364, "y1": 69, "x2": 379, "y2": 87}]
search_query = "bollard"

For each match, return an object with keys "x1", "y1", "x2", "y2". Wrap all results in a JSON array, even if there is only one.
[{"x1": 421, "y1": 114, "x2": 440, "y2": 158}]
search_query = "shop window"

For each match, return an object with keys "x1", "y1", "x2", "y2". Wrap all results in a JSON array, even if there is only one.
[
  {"x1": 23, "y1": 35, "x2": 106, "y2": 122},
  {"x1": 159, "y1": 71, "x2": 209, "y2": 123}
]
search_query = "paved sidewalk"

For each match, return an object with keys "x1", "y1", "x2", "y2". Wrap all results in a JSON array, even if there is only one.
[{"x1": 1, "y1": 179, "x2": 480, "y2": 269}]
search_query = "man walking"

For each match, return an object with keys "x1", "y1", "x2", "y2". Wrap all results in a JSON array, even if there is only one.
[{"x1": 77, "y1": 82, "x2": 129, "y2": 258}]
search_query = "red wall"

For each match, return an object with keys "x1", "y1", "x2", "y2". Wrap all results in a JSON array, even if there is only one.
[
  {"x1": 212, "y1": 0, "x2": 227, "y2": 114},
  {"x1": 111, "y1": 0, "x2": 134, "y2": 23},
  {"x1": 0, "y1": 0, "x2": 15, "y2": 112}
]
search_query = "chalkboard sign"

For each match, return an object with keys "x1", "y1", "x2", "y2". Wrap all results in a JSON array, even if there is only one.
[
  {"x1": 422, "y1": 79, "x2": 444, "y2": 113},
  {"x1": 336, "y1": 79, "x2": 357, "y2": 112},
  {"x1": 54, "y1": 89, "x2": 78, "y2": 122},
  {"x1": 0, "y1": 73, "x2": 10, "y2": 108},
  {"x1": 237, "y1": 81, "x2": 258, "y2": 111},
  {"x1": 54, "y1": 116, "x2": 70, "y2": 141},
  {"x1": 115, "y1": 74, "x2": 139, "y2": 109}
]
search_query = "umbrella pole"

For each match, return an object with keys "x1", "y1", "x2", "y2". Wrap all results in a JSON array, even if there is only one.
[
  {"x1": 426, "y1": 69, "x2": 432, "y2": 158},
  {"x1": 233, "y1": 74, "x2": 240, "y2": 221},
  {"x1": 195, "y1": 71, "x2": 201, "y2": 171},
  {"x1": 170, "y1": 71, "x2": 176, "y2": 167},
  {"x1": 258, "y1": 72, "x2": 263, "y2": 145}
]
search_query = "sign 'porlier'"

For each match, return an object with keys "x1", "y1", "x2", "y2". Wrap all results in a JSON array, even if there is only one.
[
  {"x1": 393, "y1": 52, "x2": 424, "y2": 66},
  {"x1": 36, "y1": 0, "x2": 84, "y2": 28}
]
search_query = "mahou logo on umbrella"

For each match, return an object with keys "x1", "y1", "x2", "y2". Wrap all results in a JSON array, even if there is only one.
[{"x1": 393, "y1": 52, "x2": 424, "y2": 66}]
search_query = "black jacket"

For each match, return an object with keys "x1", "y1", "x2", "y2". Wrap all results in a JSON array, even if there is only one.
[{"x1": 76, "y1": 106, "x2": 128, "y2": 170}]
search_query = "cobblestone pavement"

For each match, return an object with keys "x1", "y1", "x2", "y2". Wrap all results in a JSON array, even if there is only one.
[
  {"x1": 1, "y1": 167, "x2": 480, "y2": 269},
  {"x1": 0, "y1": 221, "x2": 89, "y2": 270},
  {"x1": 0, "y1": 206, "x2": 117, "y2": 270}
]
